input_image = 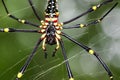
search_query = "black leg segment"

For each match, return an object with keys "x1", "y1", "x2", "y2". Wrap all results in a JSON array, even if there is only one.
[
  {"x1": 28, "y1": 0, "x2": 41, "y2": 21},
  {"x1": 59, "y1": 40, "x2": 74, "y2": 80},
  {"x1": 0, "y1": 28, "x2": 39, "y2": 33},
  {"x1": 2, "y1": 0, "x2": 40, "y2": 28},
  {"x1": 62, "y1": 32, "x2": 113, "y2": 80},
  {"x1": 16, "y1": 39, "x2": 42, "y2": 80}
]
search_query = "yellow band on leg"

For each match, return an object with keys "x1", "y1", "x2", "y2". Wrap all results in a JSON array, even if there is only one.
[
  {"x1": 89, "y1": 49, "x2": 94, "y2": 54},
  {"x1": 18, "y1": 19, "x2": 25, "y2": 23},
  {"x1": 17, "y1": 72, "x2": 23, "y2": 78},
  {"x1": 92, "y1": 6, "x2": 97, "y2": 11},
  {"x1": 110, "y1": 76, "x2": 113, "y2": 80},
  {"x1": 80, "y1": 24, "x2": 84, "y2": 28},
  {"x1": 4, "y1": 28, "x2": 9, "y2": 32},
  {"x1": 69, "y1": 78, "x2": 74, "y2": 80}
]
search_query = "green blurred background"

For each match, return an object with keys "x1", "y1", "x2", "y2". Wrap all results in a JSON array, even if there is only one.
[{"x1": 0, "y1": 0, "x2": 120, "y2": 80}]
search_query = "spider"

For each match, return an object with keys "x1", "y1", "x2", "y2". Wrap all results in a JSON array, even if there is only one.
[{"x1": 0, "y1": 0, "x2": 118, "y2": 80}]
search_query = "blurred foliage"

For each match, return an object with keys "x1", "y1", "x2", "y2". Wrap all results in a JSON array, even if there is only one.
[{"x1": 0, "y1": 0, "x2": 120, "y2": 80}]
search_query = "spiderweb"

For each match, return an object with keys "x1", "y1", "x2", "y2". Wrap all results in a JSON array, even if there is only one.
[{"x1": 0, "y1": 0, "x2": 120, "y2": 80}]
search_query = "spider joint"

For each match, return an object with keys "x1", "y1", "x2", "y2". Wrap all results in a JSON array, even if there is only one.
[
  {"x1": 17, "y1": 72, "x2": 23, "y2": 79},
  {"x1": 7, "y1": 13, "x2": 11, "y2": 16},
  {"x1": 80, "y1": 24, "x2": 85, "y2": 28},
  {"x1": 3, "y1": 28, "x2": 9, "y2": 32},
  {"x1": 92, "y1": 6, "x2": 97, "y2": 11},
  {"x1": 110, "y1": 76, "x2": 113, "y2": 80},
  {"x1": 97, "y1": 19, "x2": 101, "y2": 22},
  {"x1": 69, "y1": 77, "x2": 74, "y2": 80},
  {"x1": 88, "y1": 49, "x2": 95, "y2": 55},
  {"x1": 18, "y1": 19, "x2": 25, "y2": 23}
]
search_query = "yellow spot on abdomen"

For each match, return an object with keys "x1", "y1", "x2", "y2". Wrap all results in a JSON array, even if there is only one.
[
  {"x1": 89, "y1": 49, "x2": 94, "y2": 54},
  {"x1": 17, "y1": 72, "x2": 23, "y2": 78},
  {"x1": 4, "y1": 28, "x2": 9, "y2": 32}
]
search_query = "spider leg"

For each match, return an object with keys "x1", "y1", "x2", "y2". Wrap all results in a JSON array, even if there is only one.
[
  {"x1": 28, "y1": 0, "x2": 41, "y2": 21},
  {"x1": 52, "y1": 38, "x2": 60, "y2": 57},
  {"x1": 63, "y1": 2, "x2": 118, "y2": 29},
  {"x1": 16, "y1": 39, "x2": 42, "y2": 80},
  {"x1": 0, "y1": 28, "x2": 39, "y2": 33},
  {"x1": 2, "y1": 0, "x2": 39, "y2": 28},
  {"x1": 62, "y1": 32, "x2": 113, "y2": 80},
  {"x1": 59, "y1": 40, "x2": 74, "y2": 80},
  {"x1": 42, "y1": 38, "x2": 48, "y2": 58},
  {"x1": 62, "y1": 0, "x2": 114, "y2": 25}
]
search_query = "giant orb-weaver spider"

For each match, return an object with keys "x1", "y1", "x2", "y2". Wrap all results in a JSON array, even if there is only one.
[{"x1": 0, "y1": 0, "x2": 118, "y2": 80}]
